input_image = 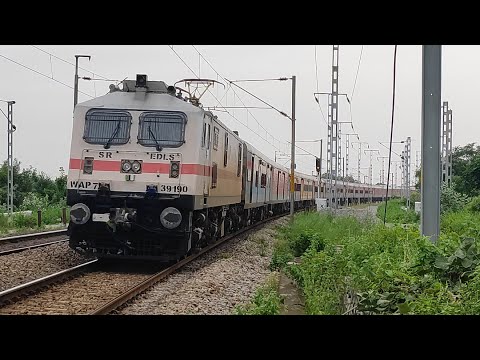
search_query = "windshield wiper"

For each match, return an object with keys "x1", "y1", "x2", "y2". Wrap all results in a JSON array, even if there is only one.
[
  {"x1": 104, "y1": 120, "x2": 121, "y2": 149},
  {"x1": 148, "y1": 126, "x2": 162, "y2": 151}
]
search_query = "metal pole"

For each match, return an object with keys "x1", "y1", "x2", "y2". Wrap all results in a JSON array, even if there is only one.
[
  {"x1": 421, "y1": 45, "x2": 441, "y2": 243},
  {"x1": 331, "y1": 45, "x2": 339, "y2": 210},
  {"x1": 290, "y1": 75, "x2": 296, "y2": 217},
  {"x1": 74, "y1": 55, "x2": 91, "y2": 109},
  {"x1": 358, "y1": 143, "x2": 361, "y2": 182},
  {"x1": 441, "y1": 102, "x2": 448, "y2": 184},
  {"x1": 406, "y1": 136, "x2": 411, "y2": 207},
  {"x1": 441, "y1": 105, "x2": 453, "y2": 187},
  {"x1": 342, "y1": 157, "x2": 345, "y2": 206},
  {"x1": 370, "y1": 153, "x2": 373, "y2": 203},
  {"x1": 345, "y1": 134, "x2": 349, "y2": 178},
  {"x1": 327, "y1": 94, "x2": 332, "y2": 208},
  {"x1": 7, "y1": 101, "x2": 15, "y2": 215},
  {"x1": 447, "y1": 109, "x2": 452, "y2": 187},
  {"x1": 319, "y1": 139, "x2": 323, "y2": 198}
]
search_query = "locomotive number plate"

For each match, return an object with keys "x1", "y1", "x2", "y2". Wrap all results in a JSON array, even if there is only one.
[{"x1": 159, "y1": 184, "x2": 188, "y2": 193}]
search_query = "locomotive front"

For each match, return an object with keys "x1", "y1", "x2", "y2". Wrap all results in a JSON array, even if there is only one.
[{"x1": 67, "y1": 76, "x2": 204, "y2": 261}]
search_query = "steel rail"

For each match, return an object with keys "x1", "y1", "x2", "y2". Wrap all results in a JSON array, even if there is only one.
[
  {"x1": 90, "y1": 213, "x2": 287, "y2": 315},
  {"x1": 0, "y1": 259, "x2": 98, "y2": 305}
]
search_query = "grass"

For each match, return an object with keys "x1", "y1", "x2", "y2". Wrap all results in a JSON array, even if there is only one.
[
  {"x1": 0, "y1": 206, "x2": 69, "y2": 236},
  {"x1": 235, "y1": 273, "x2": 282, "y2": 315},
  {"x1": 271, "y1": 210, "x2": 480, "y2": 315},
  {"x1": 376, "y1": 198, "x2": 419, "y2": 224}
]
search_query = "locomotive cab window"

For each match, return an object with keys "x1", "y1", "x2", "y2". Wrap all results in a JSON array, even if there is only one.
[
  {"x1": 83, "y1": 109, "x2": 132, "y2": 146},
  {"x1": 138, "y1": 111, "x2": 187, "y2": 148}
]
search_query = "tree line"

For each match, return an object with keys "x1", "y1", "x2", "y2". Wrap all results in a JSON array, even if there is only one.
[{"x1": 0, "y1": 159, "x2": 66, "y2": 211}]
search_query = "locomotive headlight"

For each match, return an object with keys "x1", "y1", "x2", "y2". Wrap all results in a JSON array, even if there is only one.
[
  {"x1": 122, "y1": 161, "x2": 132, "y2": 172},
  {"x1": 70, "y1": 203, "x2": 91, "y2": 225},
  {"x1": 170, "y1": 161, "x2": 180, "y2": 178},
  {"x1": 160, "y1": 207, "x2": 182, "y2": 229},
  {"x1": 132, "y1": 161, "x2": 142, "y2": 173}
]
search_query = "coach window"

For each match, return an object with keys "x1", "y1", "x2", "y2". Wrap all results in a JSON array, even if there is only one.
[
  {"x1": 201, "y1": 122, "x2": 207, "y2": 148},
  {"x1": 211, "y1": 162, "x2": 218, "y2": 189},
  {"x1": 84, "y1": 109, "x2": 131, "y2": 146},
  {"x1": 138, "y1": 111, "x2": 187, "y2": 148},
  {"x1": 213, "y1": 127, "x2": 219, "y2": 150},
  {"x1": 255, "y1": 171, "x2": 259, "y2": 187},
  {"x1": 237, "y1": 143, "x2": 242, "y2": 177},
  {"x1": 207, "y1": 124, "x2": 211, "y2": 149},
  {"x1": 261, "y1": 173, "x2": 267, "y2": 188},
  {"x1": 224, "y1": 133, "x2": 229, "y2": 167}
]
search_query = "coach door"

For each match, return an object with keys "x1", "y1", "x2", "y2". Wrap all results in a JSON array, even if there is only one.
[{"x1": 203, "y1": 114, "x2": 213, "y2": 196}]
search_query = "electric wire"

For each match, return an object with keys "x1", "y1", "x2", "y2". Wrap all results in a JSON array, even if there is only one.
[
  {"x1": 350, "y1": 45, "x2": 364, "y2": 102},
  {"x1": 30, "y1": 45, "x2": 112, "y2": 80},
  {"x1": 383, "y1": 45, "x2": 398, "y2": 226},
  {"x1": 168, "y1": 46, "x2": 285, "y2": 154},
  {"x1": 188, "y1": 46, "x2": 320, "y2": 167},
  {"x1": 190, "y1": 45, "x2": 294, "y2": 148},
  {"x1": 0, "y1": 53, "x2": 94, "y2": 98}
]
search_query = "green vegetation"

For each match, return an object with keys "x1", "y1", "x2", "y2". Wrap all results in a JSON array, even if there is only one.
[
  {"x1": 377, "y1": 198, "x2": 419, "y2": 224},
  {"x1": 235, "y1": 273, "x2": 282, "y2": 315},
  {"x1": 271, "y1": 210, "x2": 480, "y2": 315},
  {"x1": 466, "y1": 196, "x2": 480, "y2": 213},
  {"x1": 440, "y1": 184, "x2": 470, "y2": 214},
  {"x1": 0, "y1": 160, "x2": 67, "y2": 235},
  {"x1": 451, "y1": 143, "x2": 480, "y2": 197}
]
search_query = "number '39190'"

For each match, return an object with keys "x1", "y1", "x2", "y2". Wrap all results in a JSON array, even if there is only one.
[{"x1": 160, "y1": 185, "x2": 188, "y2": 193}]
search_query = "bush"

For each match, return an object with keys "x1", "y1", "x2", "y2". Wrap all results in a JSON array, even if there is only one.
[
  {"x1": 12, "y1": 213, "x2": 37, "y2": 228},
  {"x1": 272, "y1": 210, "x2": 480, "y2": 315},
  {"x1": 466, "y1": 196, "x2": 480, "y2": 213},
  {"x1": 235, "y1": 274, "x2": 282, "y2": 315},
  {"x1": 377, "y1": 199, "x2": 419, "y2": 224},
  {"x1": 441, "y1": 184, "x2": 470, "y2": 214},
  {"x1": 410, "y1": 191, "x2": 420, "y2": 209},
  {"x1": 20, "y1": 192, "x2": 50, "y2": 211}
]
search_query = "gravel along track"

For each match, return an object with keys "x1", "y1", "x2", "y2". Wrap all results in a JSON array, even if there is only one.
[
  {"x1": 336, "y1": 205, "x2": 379, "y2": 222},
  {"x1": 0, "y1": 242, "x2": 94, "y2": 292},
  {"x1": 0, "y1": 234, "x2": 68, "y2": 253},
  {"x1": 117, "y1": 216, "x2": 289, "y2": 315},
  {"x1": 0, "y1": 270, "x2": 154, "y2": 315}
]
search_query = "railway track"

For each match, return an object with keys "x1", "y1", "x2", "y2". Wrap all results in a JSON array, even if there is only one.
[
  {"x1": 0, "y1": 214, "x2": 285, "y2": 315},
  {"x1": 0, "y1": 229, "x2": 68, "y2": 256}
]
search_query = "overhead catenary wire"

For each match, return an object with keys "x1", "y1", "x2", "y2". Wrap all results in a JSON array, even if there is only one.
[
  {"x1": 190, "y1": 45, "x2": 293, "y2": 147},
  {"x1": 226, "y1": 80, "x2": 291, "y2": 119},
  {"x1": 170, "y1": 45, "x2": 318, "y2": 173},
  {"x1": 383, "y1": 45, "x2": 398, "y2": 226},
  {"x1": 313, "y1": 45, "x2": 329, "y2": 127},
  {"x1": 30, "y1": 45, "x2": 112, "y2": 81},
  {"x1": 168, "y1": 46, "x2": 285, "y2": 154},
  {"x1": 0, "y1": 53, "x2": 94, "y2": 98},
  {"x1": 0, "y1": 107, "x2": 8, "y2": 120},
  {"x1": 189, "y1": 46, "x2": 317, "y2": 163},
  {"x1": 350, "y1": 45, "x2": 364, "y2": 102}
]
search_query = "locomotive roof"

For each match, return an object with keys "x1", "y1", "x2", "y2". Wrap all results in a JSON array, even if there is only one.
[{"x1": 75, "y1": 91, "x2": 204, "y2": 115}]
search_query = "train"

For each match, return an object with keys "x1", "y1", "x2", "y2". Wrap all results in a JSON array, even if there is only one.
[{"x1": 66, "y1": 75, "x2": 399, "y2": 261}]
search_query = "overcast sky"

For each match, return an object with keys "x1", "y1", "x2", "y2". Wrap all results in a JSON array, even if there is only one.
[{"x1": 0, "y1": 45, "x2": 475, "y2": 184}]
